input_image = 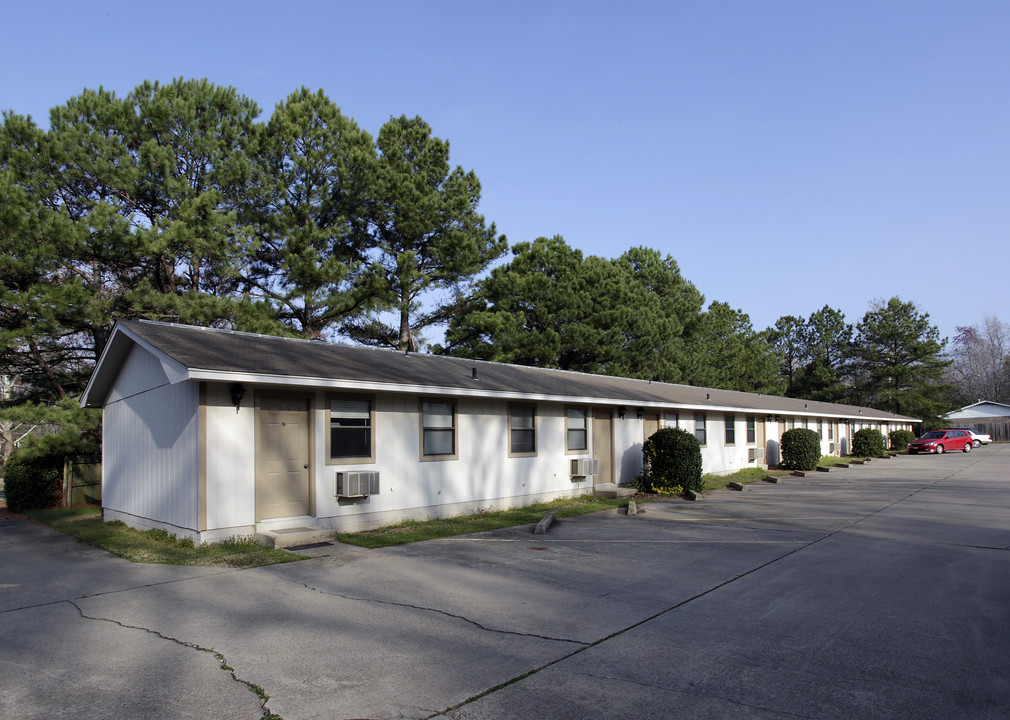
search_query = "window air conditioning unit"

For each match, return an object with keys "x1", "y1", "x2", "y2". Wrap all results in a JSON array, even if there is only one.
[
  {"x1": 335, "y1": 471, "x2": 379, "y2": 498},
  {"x1": 570, "y1": 458, "x2": 599, "y2": 477},
  {"x1": 747, "y1": 448, "x2": 766, "y2": 461}
]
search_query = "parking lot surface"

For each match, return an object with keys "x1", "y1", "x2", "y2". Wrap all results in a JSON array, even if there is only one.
[{"x1": 2, "y1": 447, "x2": 1008, "y2": 719}]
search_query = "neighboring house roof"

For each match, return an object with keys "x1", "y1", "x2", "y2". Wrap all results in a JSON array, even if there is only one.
[
  {"x1": 946, "y1": 401, "x2": 1010, "y2": 420},
  {"x1": 81, "y1": 320, "x2": 918, "y2": 423}
]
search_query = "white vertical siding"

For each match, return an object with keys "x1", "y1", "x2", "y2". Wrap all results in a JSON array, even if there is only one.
[
  {"x1": 104, "y1": 375, "x2": 198, "y2": 532},
  {"x1": 204, "y1": 383, "x2": 256, "y2": 531}
]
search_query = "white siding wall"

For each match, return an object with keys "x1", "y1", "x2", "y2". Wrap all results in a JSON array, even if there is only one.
[
  {"x1": 192, "y1": 380, "x2": 921, "y2": 537},
  {"x1": 613, "y1": 416, "x2": 644, "y2": 483},
  {"x1": 103, "y1": 346, "x2": 198, "y2": 532},
  {"x1": 698, "y1": 413, "x2": 753, "y2": 476},
  {"x1": 309, "y1": 396, "x2": 591, "y2": 531},
  {"x1": 204, "y1": 383, "x2": 256, "y2": 532}
]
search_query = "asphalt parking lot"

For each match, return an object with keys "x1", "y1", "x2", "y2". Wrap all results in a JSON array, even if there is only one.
[{"x1": 2, "y1": 446, "x2": 1009, "y2": 720}]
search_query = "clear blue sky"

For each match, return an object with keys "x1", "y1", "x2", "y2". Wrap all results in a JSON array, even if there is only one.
[{"x1": 4, "y1": 1, "x2": 1008, "y2": 346}]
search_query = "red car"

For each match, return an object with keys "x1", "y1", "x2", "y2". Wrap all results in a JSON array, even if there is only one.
[{"x1": 907, "y1": 429, "x2": 974, "y2": 454}]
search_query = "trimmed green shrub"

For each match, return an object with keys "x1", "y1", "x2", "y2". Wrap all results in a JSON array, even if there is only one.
[
  {"x1": 889, "y1": 429, "x2": 915, "y2": 451},
  {"x1": 3, "y1": 451, "x2": 63, "y2": 513},
  {"x1": 853, "y1": 428, "x2": 886, "y2": 457},
  {"x1": 780, "y1": 428, "x2": 821, "y2": 471},
  {"x1": 643, "y1": 427, "x2": 703, "y2": 494}
]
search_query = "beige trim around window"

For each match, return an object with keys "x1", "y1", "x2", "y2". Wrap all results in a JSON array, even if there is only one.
[
  {"x1": 565, "y1": 406, "x2": 589, "y2": 455},
  {"x1": 724, "y1": 413, "x2": 736, "y2": 446},
  {"x1": 508, "y1": 403, "x2": 538, "y2": 458},
  {"x1": 746, "y1": 415, "x2": 756, "y2": 445},
  {"x1": 326, "y1": 393, "x2": 376, "y2": 466},
  {"x1": 420, "y1": 399, "x2": 458, "y2": 461},
  {"x1": 694, "y1": 412, "x2": 707, "y2": 446}
]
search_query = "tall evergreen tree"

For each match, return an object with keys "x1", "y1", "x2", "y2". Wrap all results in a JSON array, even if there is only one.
[
  {"x1": 245, "y1": 88, "x2": 377, "y2": 338},
  {"x1": 439, "y1": 236, "x2": 600, "y2": 368},
  {"x1": 792, "y1": 305, "x2": 852, "y2": 402},
  {"x1": 342, "y1": 116, "x2": 506, "y2": 351},
  {"x1": 767, "y1": 315, "x2": 806, "y2": 395},
  {"x1": 685, "y1": 302, "x2": 784, "y2": 394},
  {"x1": 125, "y1": 78, "x2": 261, "y2": 320},
  {"x1": 852, "y1": 297, "x2": 953, "y2": 418},
  {"x1": 439, "y1": 238, "x2": 705, "y2": 381}
]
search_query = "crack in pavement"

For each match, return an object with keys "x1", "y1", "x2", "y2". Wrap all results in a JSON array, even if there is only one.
[
  {"x1": 67, "y1": 599, "x2": 281, "y2": 720},
  {"x1": 269, "y1": 573, "x2": 591, "y2": 647}
]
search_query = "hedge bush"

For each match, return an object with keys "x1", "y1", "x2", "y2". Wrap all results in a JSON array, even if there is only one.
[
  {"x1": 3, "y1": 451, "x2": 64, "y2": 513},
  {"x1": 643, "y1": 427, "x2": 703, "y2": 494},
  {"x1": 889, "y1": 429, "x2": 915, "y2": 451},
  {"x1": 852, "y1": 428, "x2": 886, "y2": 457},
  {"x1": 780, "y1": 428, "x2": 821, "y2": 471}
]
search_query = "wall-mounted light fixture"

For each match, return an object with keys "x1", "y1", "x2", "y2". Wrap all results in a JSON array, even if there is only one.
[
  {"x1": 230, "y1": 383, "x2": 246, "y2": 408},
  {"x1": 636, "y1": 407, "x2": 644, "y2": 420},
  {"x1": 618, "y1": 406, "x2": 626, "y2": 420}
]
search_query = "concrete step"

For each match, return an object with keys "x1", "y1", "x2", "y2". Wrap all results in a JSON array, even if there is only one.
[
  {"x1": 255, "y1": 525, "x2": 340, "y2": 549},
  {"x1": 593, "y1": 483, "x2": 636, "y2": 499}
]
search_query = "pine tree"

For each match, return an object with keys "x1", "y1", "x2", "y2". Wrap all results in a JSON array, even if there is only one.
[
  {"x1": 245, "y1": 88, "x2": 377, "y2": 338},
  {"x1": 852, "y1": 297, "x2": 953, "y2": 419},
  {"x1": 343, "y1": 116, "x2": 506, "y2": 350}
]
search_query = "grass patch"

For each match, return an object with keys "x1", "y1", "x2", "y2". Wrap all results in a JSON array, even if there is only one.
[
  {"x1": 817, "y1": 455, "x2": 850, "y2": 467},
  {"x1": 25, "y1": 507, "x2": 302, "y2": 568},
  {"x1": 703, "y1": 466, "x2": 788, "y2": 490},
  {"x1": 337, "y1": 494, "x2": 628, "y2": 549}
]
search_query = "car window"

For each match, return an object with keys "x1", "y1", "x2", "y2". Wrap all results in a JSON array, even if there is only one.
[{"x1": 921, "y1": 432, "x2": 943, "y2": 439}]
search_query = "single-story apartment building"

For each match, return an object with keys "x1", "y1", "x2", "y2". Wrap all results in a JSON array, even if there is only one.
[{"x1": 81, "y1": 320, "x2": 917, "y2": 545}]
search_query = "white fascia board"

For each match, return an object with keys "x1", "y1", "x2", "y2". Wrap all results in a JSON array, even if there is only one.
[{"x1": 187, "y1": 369, "x2": 913, "y2": 422}]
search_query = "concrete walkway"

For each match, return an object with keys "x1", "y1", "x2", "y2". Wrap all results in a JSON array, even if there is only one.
[{"x1": 2, "y1": 447, "x2": 1008, "y2": 719}]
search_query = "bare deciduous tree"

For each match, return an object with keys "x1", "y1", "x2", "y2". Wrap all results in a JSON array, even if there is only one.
[{"x1": 947, "y1": 316, "x2": 1010, "y2": 404}]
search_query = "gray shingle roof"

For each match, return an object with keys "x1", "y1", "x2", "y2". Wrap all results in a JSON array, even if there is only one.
[{"x1": 84, "y1": 320, "x2": 917, "y2": 423}]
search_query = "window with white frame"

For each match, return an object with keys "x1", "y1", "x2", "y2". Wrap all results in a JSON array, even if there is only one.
[
  {"x1": 421, "y1": 400, "x2": 456, "y2": 458},
  {"x1": 746, "y1": 416, "x2": 756, "y2": 444},
  {"x1": 566, "y1": 407, "x2": 588, "y2": 452},
  {"x1": 665, "y1": 411, "x2": 679, "y2": 428},
  {"x1": 509, "y1": 405, "x2": 537, "y2": 456},
  {"x1": 725, "y1": 414, "x2": 735, "y2": 444},
  {"x1": 329, "y1": 395, "x2": 373, "y2": 462}
]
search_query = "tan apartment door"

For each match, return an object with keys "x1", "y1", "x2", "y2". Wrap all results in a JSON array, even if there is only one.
[
  {"x1": 643, "y1": 411, "x2": 660, "y2": 443},
  {"x1": 592, "y1": 411, "x2": 613, "y2": 487},
  {"x1": 256, "y1": 395, "x2": 311, "y2": 521},
  {"x1": 757, "y1": 420, "x2": 767, "y2": 467}
]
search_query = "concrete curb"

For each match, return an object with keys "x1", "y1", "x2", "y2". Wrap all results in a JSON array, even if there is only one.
[
  {"x1": 685, "y1": 489, "x2": 703, "y2": 501},
  {"x1": 764, "y1": 476, "x2": 783, "y2": 484},
  {"x1": 728, "y1": 481, "x2": 746, "y2": 491},
  {"x1": 533, "y1": 511, "x2": 556, "y2": 534}
]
